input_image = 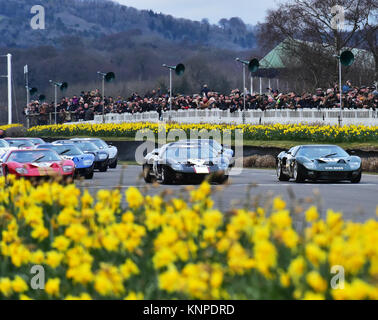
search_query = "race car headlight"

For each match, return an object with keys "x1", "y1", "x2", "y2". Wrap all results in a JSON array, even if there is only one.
[
  {"x1": 171, "y1": 163, "x2": 183, "y2": 171},
  {"x1": 83, "y1": 160, "x2": 93, "y2": 166},
  {"x1": 218, "y1": 162, "x2": 229, "y2": 170},
  {"x1": 98, "y1": 153, "x2": 107, "y2": 160},
  {"x1": 63, "y1": 165, "x2": 74, "y2": 172},
  {"x1": 349, "y1": 162, "x2": 361, "y2": 169},
  {"x1": 303, "y1": 162, "x2": 316, "y2": 170},
  {"x1": 15, "y1": 168, "x2": 28, "y2": 174}
]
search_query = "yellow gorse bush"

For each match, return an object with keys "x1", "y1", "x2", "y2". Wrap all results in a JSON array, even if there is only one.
[
  {"x1": 26, "y1": 123, "x2": 378, "y2": 143},
  {"x1": 0, "y1": 176, "x2": 377, "y2": 300}
]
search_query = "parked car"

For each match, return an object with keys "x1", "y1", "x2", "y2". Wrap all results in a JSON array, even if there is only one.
[
  {"x1": 36, "y1": 143, "x2": 95, "y2": 179},
  {"x1": 70, "y1": 138, "x2": 118, "y2": 168},
  {"x1": 0, "y1": 149, "x2": 75, "y2": 182},
  {"x1": 4, "y1": 138, "x2": 35, "y2": 149},
  {"x1": 54, "y1": 140, "x2": 109, "y2": 172},
  {"x1": 27, "y1": 138, "x2": 46, "y2": 146},
  {"x1": 0, "y1": 139, "x2": 17, "y2": 157},
  {"x1": 276, "y1": 144, "x2": 362, "y2": 183}
]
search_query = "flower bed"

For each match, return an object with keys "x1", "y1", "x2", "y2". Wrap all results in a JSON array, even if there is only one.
[
  {"x1": 26, "y1": 123, "x2": 378, "y2": 143},
  {"x1": 0, "y1": 176, "x2": 377, "y2": 300}
]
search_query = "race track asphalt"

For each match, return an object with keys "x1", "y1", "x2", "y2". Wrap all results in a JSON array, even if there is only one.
[{"x1": 75, "y1": 165, "x2": 378, "y2": 222}]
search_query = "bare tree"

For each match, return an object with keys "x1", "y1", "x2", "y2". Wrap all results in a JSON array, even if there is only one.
[{"x1": 257, "y1": 0, "x2": 377, "y2": 87}]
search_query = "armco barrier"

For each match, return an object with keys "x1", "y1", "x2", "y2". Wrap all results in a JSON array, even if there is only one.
[{"x1": 83, "y1": 108, "x2": 378, "y2": 126}]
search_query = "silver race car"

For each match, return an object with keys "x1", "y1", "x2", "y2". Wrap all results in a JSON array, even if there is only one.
[{"x1": 143, "y1": 141, "x2": 231, "y2": 184}]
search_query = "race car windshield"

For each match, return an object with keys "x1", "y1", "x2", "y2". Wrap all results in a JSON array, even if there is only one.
[
  {"x1": 90, "y1": 140, "x2": 108, "y2": 149},
  {"x1": 6, "y1": 140, "x2": 34, "y2": 147},
  {"x1": 176, "y1": 140, "x2": 222, "y2": 152},
  {"x1": 165, "y1": 146, "x2": 218, "y2": 161},
  {"x1": 7, "y1": 150, "x2": 61, "y2": 163},
  {"x1": 41, "y1": 145, "x2": 83, "y2": 156},
  {"x1": 75, "y1": 142, "x2": 99, "y2": 152},
  {"x1": 297, "y1": 146, "x2": 349, "y2": 159},
  {"x1": 29, "y1": 138, "x2": 45, "y2": 145},
  {"x1": 0, "y1": 140, "x2": 10, "y2": 148}
]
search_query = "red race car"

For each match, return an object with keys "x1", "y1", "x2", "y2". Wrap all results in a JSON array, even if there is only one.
[{"x1": 1, "y1": 149, "x2": 75, "y2": 181}]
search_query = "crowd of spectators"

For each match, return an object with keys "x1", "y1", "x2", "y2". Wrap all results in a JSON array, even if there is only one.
[{"x1": 24, "y1": 81, "x2": 378, "y2": 124}]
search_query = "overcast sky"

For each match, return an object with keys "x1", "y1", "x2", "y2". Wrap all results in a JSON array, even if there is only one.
[{"x1": 114, "y1": 0, "x2": 280, "y2": 25}]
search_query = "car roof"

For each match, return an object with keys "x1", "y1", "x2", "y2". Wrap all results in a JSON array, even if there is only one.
[
  {"x1": 9, "y1": 148, "x2": 51, "y2": 152},
  {"x1": 298, "y1": 144, "x2": 340, "y2": 148},
  {"x1": 71, "y1": 138, "x2": 100, "y2": 141}
]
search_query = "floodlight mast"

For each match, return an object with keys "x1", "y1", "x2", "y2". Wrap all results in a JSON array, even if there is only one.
[
  {"x1": 235, "y1": 58, "x2": 248, "y2": 123},
  {"x1": 97, "y1": 71, "x2": 115, "y2": 123},
  {"x1": 49, "y1": 80, "x2": 68, "y2": 124},
  {"x1": 97, "y1": 71, "x2": 106, "y2": 122},
  {"x1": 162, "y1": 63, "x2": 185, "y2": 121},
  {"x1": 1, "y1": 54, "x2": 13, "y2": 124},
  {"x1": 162, "y1": 64, "x2": 174, "y2": 113}
]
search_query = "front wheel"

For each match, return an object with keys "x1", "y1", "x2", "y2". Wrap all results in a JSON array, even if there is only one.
[
  {"x1": 276, "y1": 161, "x2": 290, "y2": 181},
  {"x1": 159, "y1": 166, "x2": 173, "y2": 184},
  {"x1": 350, "y1": 172, "x2": 361, "y2": 184},
  {"x1": 85, "y1": 170, "x2": 94, "y2": 179},
  {"x1": 143, "y1": 165, "x2": 155, "y2": 183},
  {"x1": 293, "y1": 162, "x2": 305, "y2": 183},
  {"x1": 99, "y1": 163, "x2": 108, "y2": 172},
  {"x1": 109, "y1": 159, "x2": 118, "y2": 169}
]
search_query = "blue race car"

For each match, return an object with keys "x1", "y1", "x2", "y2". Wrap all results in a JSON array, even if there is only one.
[
  {"x1": 53, "y1": 140, "x2": 109, "y2": 172},
  {"x1": 36, "y1": 143, "x2": 95, "y2": 179}
]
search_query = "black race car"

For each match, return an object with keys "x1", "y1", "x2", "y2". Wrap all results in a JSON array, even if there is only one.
[
  {"x1": 276, "y1": 145, "x2": 362, "y2": 183},
  {"x1": 142, "y1": 141, "x2": 231, "y2": 184}
]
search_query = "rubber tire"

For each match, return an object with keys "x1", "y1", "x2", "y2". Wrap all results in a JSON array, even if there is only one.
[
  {"x1": 143, "y1": 165, "x2": 155, "y2": 183},
  {"x1": 85, "y1": 170, "x2": 94, "y2": 180},
  {"x1": 99, "y1": 163, "x2": 108, "y2": 172},
  {"x1": 293, "y1": 162, "x2": 305, "y2": 183},
  {"x1": 220, "y1": 175, "x2": 229, "y2": 184},
  {"x1": 109, "y1": 159, "x2": 118, "y2": 169},
  {"x1": 160, "y1": 166, "x2": 173, "y2": 184},
  {"x1": 350, "y1": 172, "x2": 361, "y2": 184},
  {"x1": 277, "y1": 161, "x2": 290, "y2": 181}
]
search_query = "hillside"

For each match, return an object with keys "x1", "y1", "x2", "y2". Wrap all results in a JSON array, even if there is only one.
[
  {"x1": 0, "y1": 0, "x2": 260, "y2": 124},
  {"x1": 0, "y1": 0, "x2": 256, "y2": 50}
]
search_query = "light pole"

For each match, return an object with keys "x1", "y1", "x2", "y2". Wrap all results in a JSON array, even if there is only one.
[
  {"x1": 7, "y1": 54, "x2": 12, "y2": 124},
  {"x1": 97, "y1": 71, "x2": 115, "y2": 123},
  {"x1": 334, "y1": 50, "x2": 354, "y2": 126},
  {"x1": 1, "y1": 54, "x2": 12, "y2": 124},
  {"x1": 162, "y1": 63, "x2": 185, "y2": 121},
  {"x1": 235, "y1": 58, "x2": 260, "y2": 123},
  {"x1": 49, "y1": 80, "x2": 68, "y2": 124}
]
